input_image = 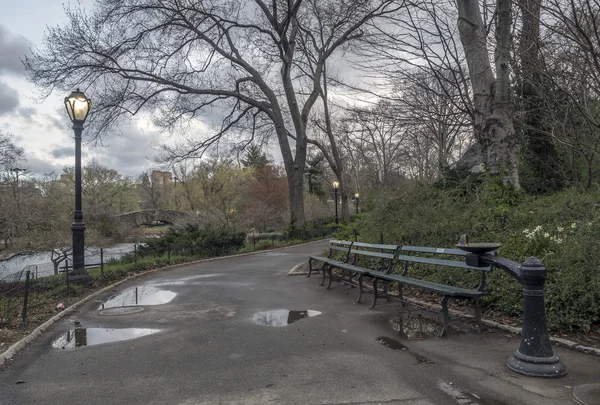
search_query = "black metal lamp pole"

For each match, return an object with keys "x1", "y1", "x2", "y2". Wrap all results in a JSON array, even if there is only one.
[
  {"x1": 354, "y1": 193, "x2": 359, "y2": 214},
  {"x1": 459, "y1": 237, "x2": 567, "y2": 378},
  {"x1": 65, "y1": 89, "x2": 93, "y2": 285},
  {"x1": 333, "y1": 181, "x2": 339, "y2": 224}
]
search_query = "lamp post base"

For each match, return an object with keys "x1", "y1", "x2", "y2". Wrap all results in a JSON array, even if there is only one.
[
  {"x1": 69, "y1": 270, "x2": 93, "y2": 285},
  {"x1": 507, "y1": 351, "x2": 567, "y2": 378}
]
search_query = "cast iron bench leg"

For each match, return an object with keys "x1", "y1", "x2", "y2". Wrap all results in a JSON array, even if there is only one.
[
  {"x1": 383, "y1": 281, "x2": 391, "y2": 301},
  {"x1": 474, "y1": 297, "x2": 482, "y2": 332},
  {"x1": 319, "y1": 264, "x2": 328, "y2": 286},
  {"x1": 369, "y1": 278, "x2": 379, "y2": 309},
  {"x1": 356, "y1": 275, "x2": 364, "y2": 304},
  {"x1": 326, "y1": 267, "x2": 334, "y2": 289},
  {"x1": 440, "y1": 296, "x2": 450, "y2": 337},
  {"x1": 307, "y1": 260, "x2": 314, "y2": 278}
]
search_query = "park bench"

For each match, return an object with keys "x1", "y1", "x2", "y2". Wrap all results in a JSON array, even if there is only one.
[
  {"x1": 310, "y1": 241, "x2": 398, "y2": 290},
  {"x1": 362, "y1": 245, "x2": 492, "y2": 336},
  {"x1": 308, "y1": 240, "x2": 353, "y2": 285}
]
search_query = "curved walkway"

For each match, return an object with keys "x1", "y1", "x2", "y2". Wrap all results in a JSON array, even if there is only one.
[{"x1": 1, "y1": 241, "x2": 598, "y2": 405}]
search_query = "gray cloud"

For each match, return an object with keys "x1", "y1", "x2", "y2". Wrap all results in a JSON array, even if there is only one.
[
  {"x1": 0, "y1": 25, "x2": 31, "y2": 75},
  {"x1": 21, "y1": 152, "x2": 62, "y2": 176},
  {"x1": 18, "y1": 107, "x2": 36, "y2": 119},
  {"x1": 88, "y1": 123, "x2": 160, "y2": 177},
  {"x1": 51, "y1": 146, "x2": 73, "y2": 159},
  {"x1": 0, "y1": 82, "x2": 19, "y2": 115}
]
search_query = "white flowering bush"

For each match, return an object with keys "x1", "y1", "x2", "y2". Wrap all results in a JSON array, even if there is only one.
[{"x1": 341, "y1": 177, "x2": 600, "y2": 331}]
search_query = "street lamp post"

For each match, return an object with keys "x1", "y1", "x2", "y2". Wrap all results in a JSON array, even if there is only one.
[
  {"x1": 333, "y1": 181, "x2": 339, "y2": 224},
  {"x1": 354, "y1": 193, "x2": 359, "y2": 214},
  {"x1": 64, "y1": 89, "x2": 93, "y2": 285}
]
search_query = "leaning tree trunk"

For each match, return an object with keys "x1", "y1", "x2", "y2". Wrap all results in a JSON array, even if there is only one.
[{"x1": 457, "y1": 0, "x2": 520, "y2": 189}]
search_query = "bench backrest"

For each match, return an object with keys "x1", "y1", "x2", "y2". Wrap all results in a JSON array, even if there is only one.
[
  {"x1": 398, "y1": 245, "x2": 491, "y2": 291},
  {"x1": 327, "y1": 240, "x2": 353, "y2": 262},
  {"x1": 400, "y1": 246, "x2": 492, "y2": 271},
  {"x1": 350, "y1": 242, "x2": 398, "y2": 272}
]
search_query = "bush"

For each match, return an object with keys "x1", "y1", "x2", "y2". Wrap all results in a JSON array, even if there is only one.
[
  {"x1": 136, "y1": 225, "x2": 246, "y2": 258},
  {"x1": 336, "y1": 178, "x2": 600, "y2": 331}
]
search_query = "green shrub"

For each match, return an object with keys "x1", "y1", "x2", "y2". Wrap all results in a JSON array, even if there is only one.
[{"x1": 337, "y1": 179, "x2": 600, "y2": 331}]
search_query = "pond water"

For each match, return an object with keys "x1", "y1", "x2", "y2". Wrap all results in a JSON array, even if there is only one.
[{"x1": 0, "y1": 243, "x2": 136, "y2": 279}]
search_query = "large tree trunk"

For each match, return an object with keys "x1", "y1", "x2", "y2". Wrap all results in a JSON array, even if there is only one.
[
  {"x1": 287, "y1": 164, "x2": 306, "y2": 225},
  {"x1": 518, "y1": 0, "x2": 562, "y2": 193},
  {"x1": 457, "y1": 0, "x2": 520, "y2": 189}
]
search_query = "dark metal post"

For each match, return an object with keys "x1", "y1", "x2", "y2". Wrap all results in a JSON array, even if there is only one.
[
  {"x1": 70, "y1": 121, "x2": 92, "y2": 285},
  {"x1": 462, "y1": 245, "x2": 567, "y2": 378},
  {"x1": 353, "y1": 229, "x2": 358, "y2": 242},
  {"x1": 507, "y1": 257, "x2": 566, "y2": 377},
  {"x1": 380, "y1": 233, "x2": 384, "y2": 244},
  {"x1": 134, "y1": 244, "x2": 138, "y2": 263},
  {"x1": 354, "y1": 195, "x2": 359, "y2": 214},
  {"x1": 65, "y1": 259, "x2": 70, "y2": 293},
  {"x1": 22, "y1": 270, "x2": 31, "y2": 324},
  {"x1": 334, "y1": 187, "x2": 339, "y2": 224},
  {"x1": 100, "y1": 248, "x2": 104, "y2": 276},
  {"x1": 168, "y1": 244, "x2": 171, "y2": 261}
]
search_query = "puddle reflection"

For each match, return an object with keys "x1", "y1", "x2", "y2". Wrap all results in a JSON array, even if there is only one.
[
  {"x1": 99, "y1": 286, "x2": 176, "y2": 309},
  {"x1": 390, "y1": 312, "x2": 461, "y2": 339},
  {"x1": 252, "y1": 309, "x2": 321, "y2": 326},
  {"x1": 52, "y1": 328, "x2": 161, "y2": 349}
]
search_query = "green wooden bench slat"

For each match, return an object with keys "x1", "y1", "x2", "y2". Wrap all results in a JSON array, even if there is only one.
[
  {"x1": 370, "y1": 271, "x2": 483, "y2": 297},
  {"x1": 396, "y1": 254, "x2": 491, "y2": 271},
  {"x1": 350, "y1": 249, "x2": 395, "y2": 259},
  {"x1": 330, "y1": 262, "x2": 371, "y2": 275},
  {"x1": 401, "y1": 246, "x2": 468, "y2": 256},
  {"x1": 352, "y1": 242, "x2": 398, "y2": 251}
]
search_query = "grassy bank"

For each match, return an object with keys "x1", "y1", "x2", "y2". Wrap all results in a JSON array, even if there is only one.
[{"x1": 335, "y1": 178, "x2": 600, "y2": 332}]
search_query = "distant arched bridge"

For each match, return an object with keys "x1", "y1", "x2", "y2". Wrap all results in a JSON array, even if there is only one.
[{"x1": 115, "y1": 209, "x2": 197, "y2": 231}]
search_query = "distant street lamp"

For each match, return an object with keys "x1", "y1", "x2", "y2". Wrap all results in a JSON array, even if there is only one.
[
  {"x1": 172, "y1": 175, "x2": 179, "y2": 188},
  {"x1": 354, "y1": 193, "x2": 360, "y2": 214},
  {"x1": 64, "y1": 89, "x2": 93, "y2": 285},
  {"x1": 333, "y1": 181, "x2": 339, "y2": 224}
]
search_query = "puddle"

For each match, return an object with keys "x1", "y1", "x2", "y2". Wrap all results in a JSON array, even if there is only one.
[
  {"x1": 98, "y1": 286, "x2": 176, "y2": 309},
  {"x1": 376, "y1": 336, "x2": 408, "y2": 351},
  {"x1": 252, "y1": 309, "x2": 321, "y2": 326},
  {"x1": 99, "y1": 307, "x2": 145, "y2": 316},
  {"x1": 390, "y1": 312, "x2": 461, "y2": 339},
  {"x1": 52, "y1": 328, "x2": 161, "y2": 349}
]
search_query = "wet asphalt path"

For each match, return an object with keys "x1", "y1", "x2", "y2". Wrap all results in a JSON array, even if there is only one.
[{"x1": 0, "y1": 242, "x2": 508, "y2": 404}]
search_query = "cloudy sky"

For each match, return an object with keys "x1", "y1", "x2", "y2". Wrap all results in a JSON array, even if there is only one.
[{"x1": 0, "y1": 0, "x2": 172, "y2": 177}]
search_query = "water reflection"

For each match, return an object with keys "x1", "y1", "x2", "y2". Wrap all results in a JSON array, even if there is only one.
[
  {"x1": 52, "y1": 328, "x2": 161, "y2": 349},
  {"x1": 390, "y1": 312, "x2": 460, "y2": 339},
  {"x1": 252, "y1": 309, "x2": 321, "y2": 326},
  {"x1": 99, "y1": 286, "x2": 176, "y2": 309}
]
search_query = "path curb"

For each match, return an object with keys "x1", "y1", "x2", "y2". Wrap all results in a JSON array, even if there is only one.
[
  {"x1": 0, "y1": 239, "x2": 327, "y2": 366},
  {"x1": 401, "y1": 297, "x2": 600, "y2": 357}
]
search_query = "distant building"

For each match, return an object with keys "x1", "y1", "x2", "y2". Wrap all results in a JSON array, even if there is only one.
[{"x1": 151, "y1": 170, "x2": 172, "y2": 186}]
